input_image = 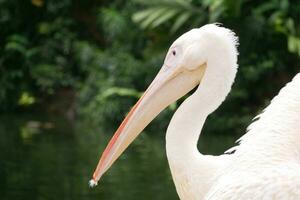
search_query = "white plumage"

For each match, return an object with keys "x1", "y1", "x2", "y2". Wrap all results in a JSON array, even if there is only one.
[
  {"x1": 205, "y1": 74, "x2": 300, "y2": 200},
  {"x1": 90, "y1": 24, "x2": 300, "y2": 200},
  {"x1": 166, "y1": 25, "x2": 300, "y2": 200}
]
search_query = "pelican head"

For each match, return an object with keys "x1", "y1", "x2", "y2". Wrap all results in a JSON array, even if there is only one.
[{"x1": 89, "y1": 24, "x2": 238, "y2": 186}]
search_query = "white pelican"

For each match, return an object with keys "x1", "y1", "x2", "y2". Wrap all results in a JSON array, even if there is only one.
[{"x1": 89, "y1": 24, "x2": 300, "y2": 199}]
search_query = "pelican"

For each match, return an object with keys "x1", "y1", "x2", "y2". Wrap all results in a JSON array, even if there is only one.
[{"x1": 89, "y1": 24, "x2": 300, "y2": 199}]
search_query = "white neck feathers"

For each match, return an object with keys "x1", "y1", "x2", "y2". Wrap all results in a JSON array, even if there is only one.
[{"x1": 165, "y1": 25, "x2": 239, "y2": 199}]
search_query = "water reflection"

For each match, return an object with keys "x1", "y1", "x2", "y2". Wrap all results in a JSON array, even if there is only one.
[{"x1": 0, "y1": 114, "x2": 236, "y2": 200}]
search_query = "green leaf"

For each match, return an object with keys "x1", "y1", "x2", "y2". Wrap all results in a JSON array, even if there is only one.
[
  {"x1": 253, "y1": 1, "x2": 276, "y2": 15},
  {"x1": 209, "y1": 6, "x2": 225, "y2": 22},
  {"x1": 288, "y1": 36, "x2": 297, "y2": 53},
  {"x1": 132, "y1": 8, "x2": 158, "y2": 23},
  {"x1": 7, "y1": 34, "x2": 28, "y2": 45},
  {"x1": 38, "y1": 22, "x2": 51, "y2": 34},
  {"x1": 173, "y1": 0, "x2": 193, "y2": 10},
  {"x1": 170, "y1": 12, "x2": 191, "y2": 33},
  {"x1": 97, "y1": 87, "x2": 142, "y2": 102},
  {"x1": 140, "y1": 7, "x2": 168, "y2": 29},
  {"x1": 5, "y1": 42, "x2": 26, "y2": 54},
  {"x1": 25, "y1": 48, "x2": 39, "y2": 58},
  {"x1": 287, "y1": 35, "x2": 300, "y2": 56},
  {"x1": 285, "y1": 18, "x2": 295, "y2": 34},
  {"x1": 18, "y1": 92, "x2": 35, "y2": 106},
  {"x1": 5, "y1": 34, "x2": 28, "y2": 54},
  {"x1": 151, "y1": 9, "x2": 179, "y2": 28}
]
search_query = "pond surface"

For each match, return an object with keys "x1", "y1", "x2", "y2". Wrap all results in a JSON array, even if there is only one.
[{"x1": 0, "y1": 114, "x2": 236, "y2": 200}]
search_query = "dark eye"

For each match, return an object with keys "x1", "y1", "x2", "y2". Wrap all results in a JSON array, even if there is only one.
[{"x1": 172, "y1": 50, "x2": 176, "y2": 56}]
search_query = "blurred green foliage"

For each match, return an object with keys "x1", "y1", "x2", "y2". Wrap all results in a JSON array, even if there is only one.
[{"x1": 0, "y1": 0, "x2": 299, "y2": 136}]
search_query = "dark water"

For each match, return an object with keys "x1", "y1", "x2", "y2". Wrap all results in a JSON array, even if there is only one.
[{"x1": 0, "y1": 114, "x2": 236, "y2": 200}]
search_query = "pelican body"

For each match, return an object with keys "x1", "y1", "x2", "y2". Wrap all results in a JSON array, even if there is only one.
[{"x1": 89, "y1": 24, "x2": 300, "y2": 199}]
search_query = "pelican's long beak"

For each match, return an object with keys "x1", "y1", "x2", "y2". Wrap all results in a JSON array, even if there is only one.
[{"x1": 89, "y1": 64, "x2": 206, "y2": 187}]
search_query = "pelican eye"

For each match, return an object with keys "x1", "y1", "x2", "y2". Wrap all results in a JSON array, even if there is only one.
[{"x1": 164, "y1": 46, "x2": 181, "y2": 67}]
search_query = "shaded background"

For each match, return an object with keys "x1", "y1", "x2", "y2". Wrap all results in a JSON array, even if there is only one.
[{"x1": 0, "y1": 0, "x2": 299, "y2": 199}]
